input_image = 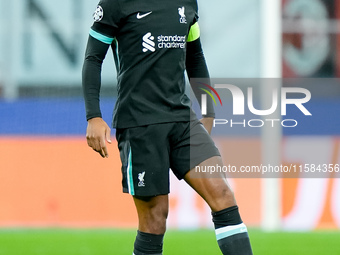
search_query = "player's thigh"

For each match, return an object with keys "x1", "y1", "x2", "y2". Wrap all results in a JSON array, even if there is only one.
[
  {"x1": 170, "y1": 121, "x2": 235, "y2": 211},
  {"x1": 184, "y1": 157, "x2": 237, "y2": 212},
  {"x1": 170, "y1": 120, "x2": 220, "y2": 179}
]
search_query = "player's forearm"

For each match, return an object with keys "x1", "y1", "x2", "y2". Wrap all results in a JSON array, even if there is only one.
[
  {"x1": 82, "y1": 36, "x2": 109, "y2": 120},
  {"x1": 82, "y1": 59, "x2": 102, "y2": 120},
  {"x1": 186, "y1": 38, "x2": 215, "y2": 118}
]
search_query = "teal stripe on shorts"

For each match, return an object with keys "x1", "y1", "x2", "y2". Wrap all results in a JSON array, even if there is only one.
[{"x1": 127, "y1": 148, "x2": 135, "y2": 195}]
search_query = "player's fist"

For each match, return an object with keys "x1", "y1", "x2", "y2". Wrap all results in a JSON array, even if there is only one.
[{"x1": 86, "y1": 117, "x2": 112, "y2": 158}]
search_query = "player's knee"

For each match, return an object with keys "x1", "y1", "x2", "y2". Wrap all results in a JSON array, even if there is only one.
[
  {"x1": 222, "y1": 185, "x2": 235, "y2": 198},
  {"x1": 146, "y1": 205, "x2": 168, "y2": 234},
  {"x1": 210, "y1": 185, "x2": 237, "y2": 212},
  {"x1": 134, "y1": 195, "x2": 169, "y2": 234},
  {"x1": 153, "y1": 202, "x2": 168, "y2": 221}
]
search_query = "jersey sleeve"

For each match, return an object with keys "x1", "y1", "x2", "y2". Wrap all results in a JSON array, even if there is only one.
[
  {"x1": 186, "y1": 22, "x2": 215, "y2": 118},
  {"x1": 187, "y1": 3, "x2": 200, "y2": 42},
  {"x1": 90, "y1": 0, "x2": 123, "y2": 43},
  {"x1": 82, "y1": 0, "x2": 122, "y2": 121}
]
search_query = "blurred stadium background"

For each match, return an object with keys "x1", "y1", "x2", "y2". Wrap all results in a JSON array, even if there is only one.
[{"x1": 0, "y1": 0, "x2": 340, "y2": 254}]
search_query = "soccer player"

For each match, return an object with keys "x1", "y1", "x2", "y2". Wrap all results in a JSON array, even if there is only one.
[{"x1": 82, "y1": 0, "x2": 253, "y2": 254}]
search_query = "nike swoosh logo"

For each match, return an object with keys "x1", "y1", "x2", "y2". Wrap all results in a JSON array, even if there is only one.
[
  {"x1": 240, "y1": 227, "x2": 247, "y2": 233},
  {"x1": 137, "y1": 11, "x2": 152, "y2": 19}
]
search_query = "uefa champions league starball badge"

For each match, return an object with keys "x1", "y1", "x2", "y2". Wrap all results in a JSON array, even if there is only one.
[{"x1": 93, "y1": 5, "x2": 104, "y2": 22}]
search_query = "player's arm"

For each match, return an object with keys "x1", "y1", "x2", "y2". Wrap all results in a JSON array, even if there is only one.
[
  {"x1": 82, "y1": 0, "x2": 122, "y2": 158},
  {"x1": 82, "y1": 27, "x2": 114, "y2": 158},
  {"x1": 186, "y1": 22, "x2": 215, "y2": 134}
]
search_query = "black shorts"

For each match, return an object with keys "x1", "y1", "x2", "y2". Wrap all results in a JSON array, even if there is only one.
[{"x1": 115, "y1": 120, "x2": 220, "y2": 196}]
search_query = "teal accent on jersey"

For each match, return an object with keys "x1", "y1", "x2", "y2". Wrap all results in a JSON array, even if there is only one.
[
  {"x1": 113, "y1": 39, "x2": 120, "y2": 70},
  {"x1": 89, "y1": 29, "x2": 114, "y2": 45},
  {"x1": 127, "y1": 148, "x2": 135, "y2": 195}
]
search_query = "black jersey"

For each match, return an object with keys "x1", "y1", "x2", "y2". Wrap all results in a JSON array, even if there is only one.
[{"x1": 88, "y1": 0, "x2": 199, "y2": 128}]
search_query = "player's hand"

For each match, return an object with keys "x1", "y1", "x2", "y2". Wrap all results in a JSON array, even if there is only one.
[
  {"x1": 86, "y1": 117, "x2": 112, "y2": 158},
  {"x1": 200, "y1": 117, "x2": 214, "y2": 135}
]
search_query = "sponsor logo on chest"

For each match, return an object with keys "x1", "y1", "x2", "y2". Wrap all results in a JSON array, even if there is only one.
[{"x1": 140, "y1": 6, "x2": 188, "y2": 53}]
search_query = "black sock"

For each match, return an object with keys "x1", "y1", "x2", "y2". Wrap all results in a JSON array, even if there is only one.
[
  {"x1": 133, "y1": 231, "x2": 164, "y2": 255},
  {"x1": 212, "y1": 206, "x2": 253, "y2": 255}
]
